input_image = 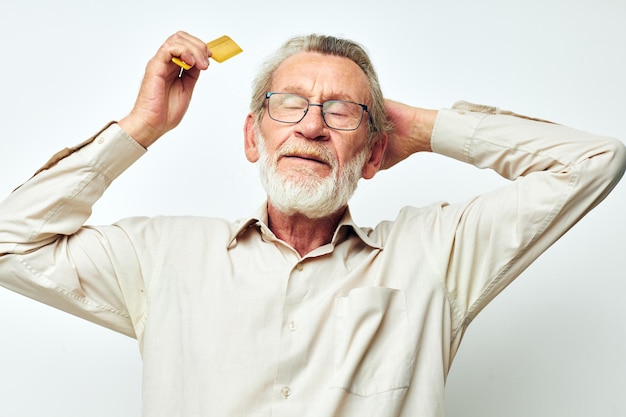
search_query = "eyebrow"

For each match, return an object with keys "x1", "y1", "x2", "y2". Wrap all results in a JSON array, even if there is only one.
[{"x1": 276, "y1": 86, "x2": 364, "y2": 104}]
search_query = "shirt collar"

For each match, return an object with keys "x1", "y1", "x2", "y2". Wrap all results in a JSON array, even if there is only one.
[{"x1": 227, "y1": 202, "x2": 382, "y2": 250}]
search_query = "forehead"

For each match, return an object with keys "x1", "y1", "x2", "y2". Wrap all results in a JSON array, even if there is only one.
[{"x1": 271, "y1": 52, "x2": 371, "y2": 103}]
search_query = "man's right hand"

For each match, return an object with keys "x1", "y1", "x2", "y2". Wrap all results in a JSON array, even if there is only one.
[{"x1": 118, "y1": 31, "x2": 212, "y2": 148}]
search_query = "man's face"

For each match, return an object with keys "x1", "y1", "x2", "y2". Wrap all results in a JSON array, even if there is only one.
[
  {"x1": 260, "y1": 52, "x2": 373, "y2": 179},
  {"x1": 245, "y1": 52, "x2": 383, "y2": 218}
]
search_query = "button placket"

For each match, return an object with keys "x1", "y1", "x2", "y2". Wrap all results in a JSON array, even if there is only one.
[{"x1": 273, "y1": 258, "x2": 310, "y2": 409}]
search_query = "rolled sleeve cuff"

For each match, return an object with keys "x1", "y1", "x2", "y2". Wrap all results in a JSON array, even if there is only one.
[
  {"x1": 80, "y1": 123, "x2": 147, "y2": 181},
  {"x1": 430, "y1": 107, "x2": 489, "y2": 164}
]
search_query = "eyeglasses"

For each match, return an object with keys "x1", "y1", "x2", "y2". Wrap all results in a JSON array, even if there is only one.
[{"x1": 265, "y1": 92, "x2": 369, "y2": 131}]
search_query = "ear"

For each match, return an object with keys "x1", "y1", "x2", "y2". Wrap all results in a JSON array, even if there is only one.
[
  {"x1": 361, "y1": 133, "x2": 388, "y2": 180},
  {"x1": 244, "y1": 113, "x2": 259, "y2": 163}
]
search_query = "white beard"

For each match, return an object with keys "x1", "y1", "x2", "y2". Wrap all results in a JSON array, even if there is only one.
[{"x1": 256, "y1": 131, "x2": 369, "y2": 219}]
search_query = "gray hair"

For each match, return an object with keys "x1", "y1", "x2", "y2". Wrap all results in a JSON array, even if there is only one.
[{"x1": 250, "y1": 34, "x2": 392, "y2": 144}]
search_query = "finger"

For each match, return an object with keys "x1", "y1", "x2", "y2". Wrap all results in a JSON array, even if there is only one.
[{"x1": 162, "y1": 31, "x2": 212, "y2": 71}]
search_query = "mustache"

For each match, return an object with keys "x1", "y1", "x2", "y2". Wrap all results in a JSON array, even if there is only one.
[{"x1": 276, "y1": 140, "x2": 337, "y2": 168}]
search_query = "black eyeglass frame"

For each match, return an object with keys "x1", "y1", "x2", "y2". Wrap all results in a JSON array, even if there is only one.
[{"x1": 264, "y1": 92, "x2": 370, "y2": 131}]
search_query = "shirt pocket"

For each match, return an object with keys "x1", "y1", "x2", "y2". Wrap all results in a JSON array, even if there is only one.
[{"x1": 332, "y1": 287, "x2": 411, "y2": 396}]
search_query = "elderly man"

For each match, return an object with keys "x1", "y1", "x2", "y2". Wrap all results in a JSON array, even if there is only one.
[{"x1": 0, "y1": 31, "x2": 624, "y2": 416}]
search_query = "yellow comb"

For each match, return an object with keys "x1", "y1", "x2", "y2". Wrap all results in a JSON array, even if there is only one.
[{"x1": 172, "y1": 35, "x2": 243, "y2": 70}]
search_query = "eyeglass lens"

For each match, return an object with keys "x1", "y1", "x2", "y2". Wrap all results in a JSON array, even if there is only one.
[{"x1": 267, "y1": 93, "x2": 365, "y2": 130}]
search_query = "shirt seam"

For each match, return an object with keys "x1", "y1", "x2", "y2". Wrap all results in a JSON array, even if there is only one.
[{"x1": 17, "y1": 256, "x2": 132, "y2": 319}]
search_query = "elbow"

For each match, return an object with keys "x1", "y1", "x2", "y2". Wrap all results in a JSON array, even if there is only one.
[
  {"x1": 588, "y1": 137, "x2": 626, "y2": 197},
  {"x1": 606, "y1": 137, "x2": 626, "y2": 184}
]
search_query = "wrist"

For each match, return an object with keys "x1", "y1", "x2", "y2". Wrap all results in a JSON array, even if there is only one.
[
  {"x1": 118, "y1": 115, "x2": 161, "y2": 148},
  {"x1": 412, "y1": 108, "x2": 437, "y2": 153}
]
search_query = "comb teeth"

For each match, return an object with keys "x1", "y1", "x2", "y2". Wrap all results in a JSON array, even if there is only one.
[{"x1": 206, "y1": 35, "x2": 243, "y2": 63}]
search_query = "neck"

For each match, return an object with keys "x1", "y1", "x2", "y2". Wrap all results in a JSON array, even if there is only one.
[{"x1": 267, "y1": 202, "x2": 346, "y2": 257}]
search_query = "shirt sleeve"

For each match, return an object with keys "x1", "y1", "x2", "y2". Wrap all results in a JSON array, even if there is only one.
[
  {"x1": 429, "y1": 102, "x2": 626, "y2": 332},
  {"x1": 0, "y1": 123, "x2": 147, "y2": 338}
]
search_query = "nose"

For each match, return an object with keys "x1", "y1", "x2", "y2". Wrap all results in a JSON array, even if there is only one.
[{"x1": 296, "y1": 103, "x2": 329, "y2": 141}]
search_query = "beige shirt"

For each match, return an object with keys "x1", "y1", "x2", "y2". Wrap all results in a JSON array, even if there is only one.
[{"x1": 0, "y1": 104, "x2": 624, "y2": 417}]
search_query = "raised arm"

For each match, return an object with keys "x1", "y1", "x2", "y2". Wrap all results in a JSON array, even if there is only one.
[
  {"x1": 428, "y1": 102, "x2": 626, "y2": 326},
  {"x1": 119, "y1": 31, "x2": 211, "y2": 147},
  {"x1": 0, "y1": 32, "x2": 212, "y2": 336},
  {"x1": 379, "y1": 98, "x2": 626, "y2": 335}
]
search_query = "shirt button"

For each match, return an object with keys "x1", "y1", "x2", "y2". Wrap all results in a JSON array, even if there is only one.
[
  {"x1": 281, "y1": 386, "x2": 292, "y2": 399},
  {"x1": 288, "y1": 321, "x2": 297, "y2": 332},
  {"x1": 295, "y1": 262, "x2": 303, "y2": 271}
]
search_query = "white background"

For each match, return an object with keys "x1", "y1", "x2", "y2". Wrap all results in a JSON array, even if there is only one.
[{"x1": 0, "y1": 0, "x2": 625, "y2": 416}]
